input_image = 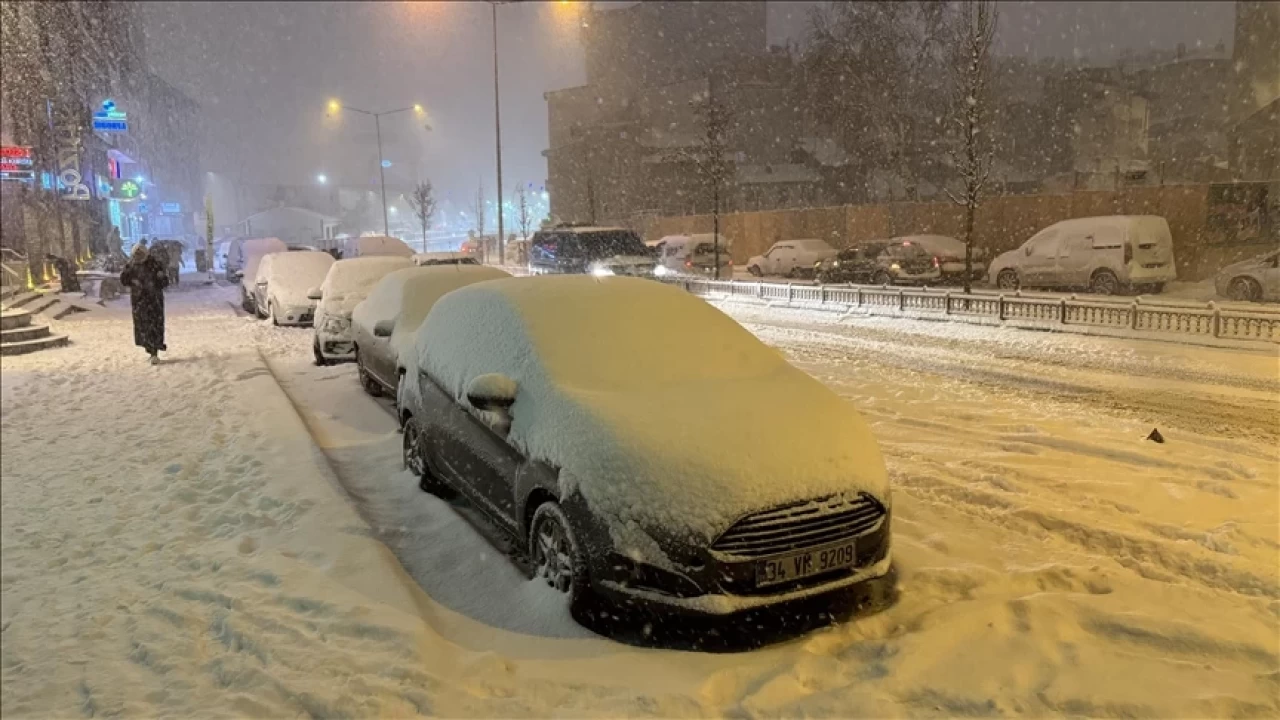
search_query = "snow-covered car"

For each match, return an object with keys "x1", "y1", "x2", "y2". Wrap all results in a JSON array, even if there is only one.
[
  {"x1": 351, "y1": 264, "x2": 510, "y2": 399},
  {"x1": 747, "y1": 239, "x2": 838, "y2": 278},
  {"x1": 412, "y1": 252, "x2": 480, "y2": 267},
  {"x1": 896, "y1": 234, "x2": 986, "y2": 283},
  {"x1": 988, "y1": 215, "x2": 1177, "y2": 295},
  {"x1": 340, "y1": 235, "x2": 413, "y2": 259},
  {"x1": 310, "y1": 256, "x2": 413, "y2": 364},
  {"x1": 1214, "y1": 249, "x2": 1280, "y2": 302},
  {"x1": 652, "y1": 233, "x2": 733, "y2": 278},
  {"x1": 233, "y1": 237, "x2": 288, "y2": 309},
  {"x1": 399, "y1": 275, "x2": 892, "y2": 619},
  {"x1": 251, "y1": 250, "x2": 334, "y2": 325},
  {"x1": 815, "y1": 240, "x2": 941, "y2": 286},
  {"x1": 527, "y1": 226, "x2": 656, "y2": 277}
]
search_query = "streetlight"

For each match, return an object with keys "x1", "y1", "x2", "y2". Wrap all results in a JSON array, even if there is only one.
[
  {"x1": 326, "y1": 99, "x2": 427, "y2": 236},
  {"x1": 316, "y1": 173, "x2": 327, "y2": 184},
  {"x1": 484, "y1": 0, "x2": 515, "y2": 263}
]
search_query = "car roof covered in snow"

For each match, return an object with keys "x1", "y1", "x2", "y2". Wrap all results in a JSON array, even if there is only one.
[
  {"x1": 355, "y1": 264, "x2": 511, "y2": 359},
  {"x1": 346, "y1": 235, "x2": 414, "y2": 257},
  {"x1": 321, "y1": 256, "x2": 413, "y2": 293},
  {"x1": 415, "y1": 275, "x2": 889, "y2": 547}
]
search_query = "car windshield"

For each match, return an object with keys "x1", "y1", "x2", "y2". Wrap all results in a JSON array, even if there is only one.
[{"x1": 6, "y1": 1, "x2": 1276, "y2": 713}]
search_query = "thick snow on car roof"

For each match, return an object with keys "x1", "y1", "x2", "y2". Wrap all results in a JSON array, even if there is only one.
[
  {"x1": 263, "y1": 251, "x2": 334, "y2": 304},
  {"x1": 354, "y1": 264, "x2": 510, "y2": 360},
  {"x1": 322, "y1": 256, "x2": 413, "y2": 293},
  {"x1": 349, "y1": 235, "x2": 414, "y2": 257},
  {"x1": 417, "y1": 275, "x2": 889, "y2": 549}
]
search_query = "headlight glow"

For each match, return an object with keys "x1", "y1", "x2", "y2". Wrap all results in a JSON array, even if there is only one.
[
  {"x1": 591, "y1": 265, "x2": 615, "y2": 277},
  {"x1": 890, "y1": 263, "x2": 901, "y2": 270}
]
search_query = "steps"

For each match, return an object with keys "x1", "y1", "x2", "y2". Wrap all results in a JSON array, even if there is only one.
[{"x1": 0, "y1": 310, "x2": 69, "y2": 356}]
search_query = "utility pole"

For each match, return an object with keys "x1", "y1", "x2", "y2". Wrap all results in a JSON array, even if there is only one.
[
  {"x1": 491, "y1": 1, "x2": 506, "y2": 264},
  {"x1": 375, "y1": 114, "x2": 388, "y2": 236}
]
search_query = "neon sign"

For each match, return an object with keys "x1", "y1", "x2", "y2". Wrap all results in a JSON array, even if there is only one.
[{"x1": 92, "y1": 99, "x2": 128, "y2": 133}]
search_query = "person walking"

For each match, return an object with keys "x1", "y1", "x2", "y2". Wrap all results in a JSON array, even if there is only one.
[
  {"x1": 165, "y1": 241, "x2": 183, "y2": 287},
  {"x1": 119, "y1": 244, "x2": 169, "y2": 364}
]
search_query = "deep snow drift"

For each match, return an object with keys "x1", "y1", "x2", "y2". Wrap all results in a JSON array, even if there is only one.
[{"x1": 2, "y1": 283, "x2": 1277, "y2": 718}]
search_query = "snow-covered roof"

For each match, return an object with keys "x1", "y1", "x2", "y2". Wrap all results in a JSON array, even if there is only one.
[
  {"x1": 415, "y1": 275, "x2": 890, "y2": 547},
  {"x1": 240, "y1": 206, "x2": 341, "y2": 225}
]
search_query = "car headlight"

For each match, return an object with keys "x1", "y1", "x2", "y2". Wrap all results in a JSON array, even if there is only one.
[
  {"x1": 591, "y1": 265, "x2": 615, "y2": 277},
  {"x1": 653, "y1": 265, "x2": 669, "y2": 277},
  {"x1": 890, "y1": 263, "x2": 901, "y2": 270}
]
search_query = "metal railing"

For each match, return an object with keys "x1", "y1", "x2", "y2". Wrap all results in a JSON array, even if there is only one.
[{"x1": 669, "y1": 278, "x2": 1280, "y2": 345}]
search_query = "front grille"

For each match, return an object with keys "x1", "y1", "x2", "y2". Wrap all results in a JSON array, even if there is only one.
[{"x1": 712, "y1": 494, "x2": 885, "y2": 559}]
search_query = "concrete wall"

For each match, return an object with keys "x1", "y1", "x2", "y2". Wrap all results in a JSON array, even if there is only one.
[{"x1": 645, "y1": 183, "x2": 1280, "y2": 280}]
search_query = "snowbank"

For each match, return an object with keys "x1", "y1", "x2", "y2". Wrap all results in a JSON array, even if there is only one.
[{"x1": 417, "y1": 276, "x2": 891, "y2": 547}]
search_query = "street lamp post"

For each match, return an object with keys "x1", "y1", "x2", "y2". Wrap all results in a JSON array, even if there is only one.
[
  {"x1": 328, "y1": 101, "x2": 425, "y2": 236},
  {"x1": 486, "y1": 0, "x2": 512, "y2": 264}
]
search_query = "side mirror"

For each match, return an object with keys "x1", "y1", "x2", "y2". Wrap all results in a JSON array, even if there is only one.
[
  {"x1": 306, "y1": 287, "x2": 322, "y2": 301},
  {"x1": 466, "y1": 373, "x2": 517, "y2": 412},
  {"x1": 373, "y1": 319, "x2": 394, "y2": 338},
  {"x1": 1024, "y1": 245, "x2": 1033, "y2": 257}
]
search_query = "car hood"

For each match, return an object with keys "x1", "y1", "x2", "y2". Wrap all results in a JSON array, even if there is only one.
[
  {"x1": 1216, "y1": 256, "x2": 1267, "y2": 277},
  {"x1": 515, "y1": 366, "x2": 890, "y2": 549},
  {"x1": 990, "y1": 249, "x2": 1021, "y2": 272},
  {"x1": 273, "y1": 286, "x2": 316, "y2": 308},
  {"x1": 318, "y1": 292, "x2": 369, "y2": 319}
]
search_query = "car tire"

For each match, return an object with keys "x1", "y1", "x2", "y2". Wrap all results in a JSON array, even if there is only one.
[
  {"x1": 402, "y1": 416, "x2": 454, "y2": 497},
  {"x1": 1228, "y1": 277, "x2": 1261, "y2": 302},
  {"x1": 269, "y1": 302, "x2": 279, "y2": 326},
  {"x1": 1151, "y1": 282, "x2": 1165, "y2": 294},
  {"x1": 996, "y1": 269, "x2": 1019, "y2": 290},
  {"x1": 356, "y1": 350, "x2": 382, "y2": 397},
  {"x1": 241, "y1": 288, "x2": 255, "y2": 314},
  {"x1": 1090, "y1": 269, "x2": 1120, "y2": 295},
  {"x1": 873, "y1": 270, "x2": 892, "y2": 286},
  {"x1": 748, "y1": 265, "x2": 762, "y2": 277},
  {"x1": 529, "y1": 501, "x2": 589, "y2": 606},
  {"x1": 313, "y1": 339, "x2": 329, "y2": 366}
]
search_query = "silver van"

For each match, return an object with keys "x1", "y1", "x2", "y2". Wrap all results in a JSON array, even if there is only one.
[{"x1": 988, "y1": 216, "x2": 1177, "y2": 294}]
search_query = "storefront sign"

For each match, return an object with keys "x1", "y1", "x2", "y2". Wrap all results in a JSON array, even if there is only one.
[
  {"x1": 0, "y1": 146, "x2": 35, "y2": 182},
  {"x1": 162, "y1": 202, "x2": 181, "y2": 214},
  {"x1": 53, "y1": 103, "x2": 91, "y2": 200},
  {"x1": 113, "y1": 178, "x2": 142, "y2": 200},
  {"x1": 92, "y1": 99, "x2": 128, "y2": 133}
]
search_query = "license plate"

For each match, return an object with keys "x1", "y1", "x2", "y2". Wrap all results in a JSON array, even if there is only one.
[{"x1": 755, "y1": 540, "x2": 856, "y2": 588}]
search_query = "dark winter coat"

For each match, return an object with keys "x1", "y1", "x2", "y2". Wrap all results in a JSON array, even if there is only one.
[{"x1": 120, "y1": 255, "x2": 169, "y2": 352}]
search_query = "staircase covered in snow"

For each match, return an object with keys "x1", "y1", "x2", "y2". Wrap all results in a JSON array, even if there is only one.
[{"x1": 0, "y1": 287, "x2": 80, "y2": 356}]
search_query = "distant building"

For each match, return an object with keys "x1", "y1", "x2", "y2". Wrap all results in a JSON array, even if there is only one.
[
  {"x1": 1229, "y1": 0, "x2": 1280, "y2": 180},
  {"x1": 1131, "y1": 50, "x2": 1232, "y2": 183},
  {"x1": 1229, "y1": 98, "x2": 1279, "y2": 181},
  {"x1": 238, "y1": 206, "x2": 340, "y2": 249}
]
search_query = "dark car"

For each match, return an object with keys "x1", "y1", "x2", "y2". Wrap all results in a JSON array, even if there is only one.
[
  {"x1": 398, "y1": 275, "x2": 893, "y2": 622},
  {"x1": 528, "y1": 226, "x2": 656, "y2": 277},
  {"x1": 816, "y1": 240, "x2": 941, "y2": 286}
]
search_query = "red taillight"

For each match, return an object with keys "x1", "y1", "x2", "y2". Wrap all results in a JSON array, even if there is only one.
[
  {"x1": 1124, "y1": 243, "x2": 1133, "y2": 265},
  {"x1": 685, "y1": 260, "x2": 692, "y2": 268},
  {"x1": 933, "y1": 255, "x2": 940, "y2": 267}
]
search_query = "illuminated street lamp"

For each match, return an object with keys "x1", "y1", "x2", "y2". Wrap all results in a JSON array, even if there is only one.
[
  {"x1": 316, "y1": 173, "x2": 327, "y2": 184},
  {"x1": 326, "y1": 100, "x2": 428, "y2": 235}
]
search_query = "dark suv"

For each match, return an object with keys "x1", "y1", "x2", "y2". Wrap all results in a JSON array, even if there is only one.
[
  {"x1": 816, "y1": 240, "x2": 941, "y2": 286},
  {"x1": 528, "y1": 226, "x2": 656, "y2": 277}
]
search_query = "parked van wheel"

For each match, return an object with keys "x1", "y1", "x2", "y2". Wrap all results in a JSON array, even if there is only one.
[
  {"x1": 1090, "y1": 269, "x2": 1120, "y2": 295},
  {"x1": 1228, "y1": 277, "x2": 1261, "y2": 302},
  {"x1": 996, "y1": 269, "x2": 1019, "y2": 290},
  {"x1": 748, "y1": 265, "x2": 763, "y2": 277},
  {"x1": 873, "y1": 270, "x2": 892, "y2": 286}
]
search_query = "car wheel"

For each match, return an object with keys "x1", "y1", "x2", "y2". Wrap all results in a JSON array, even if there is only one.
[
  {"x1": 269, "y1": 302, "x2": 279, "y2": 326},
  {"x1": 356, "y1": 350, "x2": 382, "y2": 397},
  {"x1": 873, "y1": 270, "x2": 892, "y2": 286},
  {"x1": 529, "y1": 501, "x2": 588, "y2": 602},
  {"x1": 241, "y1": 288, "x2": 255, "y2": 314},
  {"x1": 996, "y1": 269, "x2": 1019, "y2": 290},
  {"x1": 1090, "y1": 269, "x2": 1120, "y2": 295},
  {"x1": 748, "y1": 265, "x2": 762, "y2": 277},
  {"x1": 313, "y1": 339, "x2": 329, "y2": 366},
  {"x1": 1228, "y1": 277, "x2": 1261, "y2": 302},
  {"x1": 1151, "y1": 282, "x2": 1165, "y2": 294},
  {"x1": 402, "y1": 416, "x2": 453, "y2": 496}
]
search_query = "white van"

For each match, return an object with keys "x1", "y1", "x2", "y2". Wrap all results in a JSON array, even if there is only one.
[
  {"x1": 988, "y1": 216, "x2": 1177, "y2": 294},
  {"x1": 653, "y1": 233, "x2": 733, "y2": 278},
  {"x1": 231, "y1": 237, "x2": 288, "y2": 310}
]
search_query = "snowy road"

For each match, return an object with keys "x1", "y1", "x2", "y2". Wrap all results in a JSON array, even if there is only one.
[{"x1": 3, "y1": 284, "x2": 1277, "y2": 718}]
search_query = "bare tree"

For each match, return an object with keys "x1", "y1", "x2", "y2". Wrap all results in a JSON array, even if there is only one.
[
  {"x1": 688, "y1": 78, "x2": 732, "y2": 279},
  {"x1": 515, "y1": 183, "x2": 532, "y2": 243},
  {"x1": 473, "y1": 182, "x2": 487, "y2": 263},
  {"x1": 407, "y1": 180, "x2": 436, "y2": 251},
  {"x1": 945, "y1": 0, "x2": 998, "y2": 293}
]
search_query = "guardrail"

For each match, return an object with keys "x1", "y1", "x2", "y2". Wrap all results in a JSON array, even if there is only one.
[{"x1": 670, "y1": 278, "x2": 1280, "y2": 346}]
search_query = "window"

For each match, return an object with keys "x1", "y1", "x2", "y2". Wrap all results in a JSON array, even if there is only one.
[{"x1": 1024, "y1": 230, "x2": 1059, "y2": 257}]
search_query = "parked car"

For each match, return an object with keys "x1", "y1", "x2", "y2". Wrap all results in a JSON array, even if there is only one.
[
  {"x1": 1214, "y1": 249, "x2": 1280, "y2": 302},
  {"x1": 251, "y1": 250, "x2": 334, "y2": 325},
  {"x1": 399, "y1": 275, "x2": 892, "y2": 619},
  {"x1": 311, "y1": 256, "x2": 413, "y2": 364},
  {"x1": 412, "y1": 252, "x2": 481, "y2": 267},
  {"x1": 988, "y1": 215, "x2": 1177, "y2": 295},
  {"x1": 351, "y1": 265, "x2": 510, "y2": 398},
  {"x1": 528, "y1": 226, "x2": 656, "y2": 277},
  {"x1": 652, "y1": 233, "x2": 733, "y2": 278},
  {"x1": 815, "y1": 240, "x2": 941, "y2": 285},
  {"x1": 747, "y1": 239, "x2": 838, "y2": 278},
  {"x1": 231, "y1": 237, "x2": 287, "y2": 309},
  {"x1": 896, "y1": 235, "x2": 986, "y2": 283},
  {"x1": 340, "y1": 235, "x2": 414, "y2": 259}
]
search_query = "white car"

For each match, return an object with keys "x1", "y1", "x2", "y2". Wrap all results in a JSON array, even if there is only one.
[
  {"x1": 311, "y1": 256, "x2": 413, "y2": 364},
  {"x1": 988, "y1": 215, "x2": 1177, "y2": 295},
  {"x1": 252, "y1": 251, "x2": 334, "y2": 325},
  {"x1": 896, "y1": 234, "x2": 986, "y2": 283},
  {"x1": 340, "y1": 235, "x2": 414, "y2": 259},
  {"x1": 1214, "y1": 249, "x2": 1280, "y2": 302},
  {"x1": 399, "y1": 275, "x2": 892, "y2": 618},
  {"x1": 747, "y1": 239, "x2": 838, "y2": 278},
  {"x1": 351, "y1": 264, "x2": 510, "y2": 399},
  {"x1": 234, "y1": 237, "x2": 288, "y2": 310},
  {"x1": 412, "y1": 252, "x2": 481, "y2": 267},
  {"x1": 652, "y1": 233, "x2": 733, "y2": 278}
]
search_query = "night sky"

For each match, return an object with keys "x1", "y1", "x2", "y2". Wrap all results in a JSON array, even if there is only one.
[{"x1": 139, "y1": 1, "x2": 1235, "y2": 212}]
